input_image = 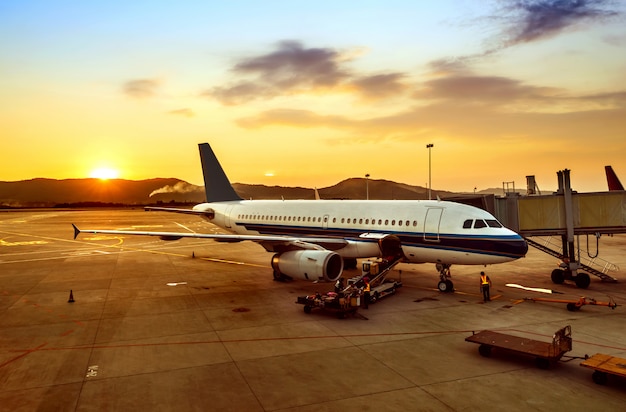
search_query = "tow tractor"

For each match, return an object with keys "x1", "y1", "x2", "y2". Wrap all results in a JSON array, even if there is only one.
[
  {"x1": 296, "y1": 289, "x2": 362, "y2": 318},
  {"x1": 296, "y1": 256, "x2": 403, "y2": 317},
  {"x1": 348, "y1": 257, "x2": 403, "y2": 303}
]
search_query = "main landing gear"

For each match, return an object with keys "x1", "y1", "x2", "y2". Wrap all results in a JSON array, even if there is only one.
[
  {"x1": 436, "y1": 263, "x2": 454, "y2": 293},
  {"x1": 551, "y1": 267, "x2": 591, "y2": 289}
]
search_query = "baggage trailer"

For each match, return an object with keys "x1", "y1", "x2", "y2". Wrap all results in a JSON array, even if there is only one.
[
  {"x1": 580, "y1": 353, "x2": 626, "y2": 385},
  {"x1": 465, "y1": 325, "x2": 572, "y2": 369}
]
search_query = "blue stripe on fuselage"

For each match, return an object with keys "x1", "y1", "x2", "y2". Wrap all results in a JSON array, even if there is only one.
[{"x1": 236, "y1": 222, "x2": 527, "y2": 259}]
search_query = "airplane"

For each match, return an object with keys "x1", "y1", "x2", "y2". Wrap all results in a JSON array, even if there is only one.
[
  {"x1": 73, "y1": 143, "x2": 528, "y2": 292},
  {"x1": 605, "y1": 166, "x2": 624, "y2": 191}
]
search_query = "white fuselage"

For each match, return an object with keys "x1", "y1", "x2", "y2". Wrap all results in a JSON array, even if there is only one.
[{"x1": 193, "y1": 199, "x2": 528, "y2": 265}]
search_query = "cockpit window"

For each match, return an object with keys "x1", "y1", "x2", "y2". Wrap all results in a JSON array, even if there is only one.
[
  {"x1": 474, "y1": 219, "x2": 487, "y2": 228},
  {"x1": 463, "y1": 219, "x2": 473, "y2": 229},
  {"x1": 486, "y1": 219, "x2": 503, "y2": 228}
]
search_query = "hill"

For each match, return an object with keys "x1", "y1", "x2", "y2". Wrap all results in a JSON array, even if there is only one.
[{"x1": 0, "y1": 177, "x2": 510, "y2": 208}]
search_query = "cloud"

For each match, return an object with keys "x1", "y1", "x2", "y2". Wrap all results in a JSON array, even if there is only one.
[
  {"x1": 348, "y1": 73, "x2": 410, "y2": 100},
  {"x1": 234, "y1": 67, "x2": 626, "y2": 148},
  {"x1": 203, "y1": 40, "x2": 410, "y2": 104},
  {"x1": 167, "y1": 108, "x2": 196, "y2": 118},
  {"x1": 496, "y1": 0, "x2": 620, "y2": 47},
  {"x1": 236, "y1": 109, "x2": 352, "y2": 129},
  {"x1": 414, "y1": 74, "x2": 562, "y2": 105},
  {"x1": 123, "y1": 79, "x2": 160, "y2": 99}
]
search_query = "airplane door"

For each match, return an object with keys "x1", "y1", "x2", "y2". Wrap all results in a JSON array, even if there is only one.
[
  {"x1": 424, "y1": 207, "x2": 442, "y2": 242},
  {"x1": 224, "y1": 205, "x2": 235, "y2": 229},
  {"x1": 323, "y1": 214, "x2": 329, "y2": 229}
]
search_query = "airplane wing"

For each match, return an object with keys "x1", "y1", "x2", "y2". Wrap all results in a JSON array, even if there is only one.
[
  {"x1": 72, "y1": 224, "x2": 348, "y2": 252},
  {"x1": 144, "y1": 206, "x2": 212, "y2": 216}
]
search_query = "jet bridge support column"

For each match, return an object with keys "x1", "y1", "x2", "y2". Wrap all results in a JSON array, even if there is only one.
[{"x1": 553, "y1": 170, "x2": 591, "y2": 288}]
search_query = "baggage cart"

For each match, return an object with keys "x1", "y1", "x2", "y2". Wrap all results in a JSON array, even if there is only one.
[
  {"x1": 465, "y1": 325, "x2": 572, "y2": 369},
  {"x1": 580, "y1": 353, "x2": 626, "y2": 385}
]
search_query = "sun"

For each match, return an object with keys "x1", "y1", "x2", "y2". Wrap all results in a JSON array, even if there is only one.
[{"x1": 89, "y1": 167, "x2": 120, "y2": 180}]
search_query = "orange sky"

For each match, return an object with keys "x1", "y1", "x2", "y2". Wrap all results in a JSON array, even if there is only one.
[{"x1": 1, "y1": 1, "x2": 625, "y2": 193}]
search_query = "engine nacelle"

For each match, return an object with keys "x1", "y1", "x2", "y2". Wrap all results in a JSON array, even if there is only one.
[{"x1": 271, "y1": 250, "x2": 343, "y2": 282}]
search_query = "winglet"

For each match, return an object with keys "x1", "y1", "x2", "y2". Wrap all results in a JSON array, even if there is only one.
[
  {"x1": 198, "y1": 143, "x2": 243, "y2": 202},
  {"x1": 72, "y1": 224, "x2": 81, "y2": 240}
]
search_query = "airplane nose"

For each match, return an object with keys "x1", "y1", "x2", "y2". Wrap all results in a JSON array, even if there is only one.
[{"x1": 511, "y1": 236, "x2": 528, "y2": 257}]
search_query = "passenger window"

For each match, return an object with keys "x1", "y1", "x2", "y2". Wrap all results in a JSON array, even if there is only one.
[
  {"x1": 398, "y1": 220, "x2": 403, "y2": 226},
  {"x1": 359, "y1": 218, "x2": 363, "y2": 224},
  {"x1": 385, "y1": 219, "x2": 389, "y2": 225},
  {"x1": 486, "y1": 219, "x2": 503, "y2": 228},
  {"x1": 474, "y1": 220, "x2": 487, "y2": 228}
]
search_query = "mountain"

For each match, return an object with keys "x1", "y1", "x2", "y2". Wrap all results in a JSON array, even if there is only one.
[{"x1": 0, "y1": 177, "x2": 509, "y2": 208}]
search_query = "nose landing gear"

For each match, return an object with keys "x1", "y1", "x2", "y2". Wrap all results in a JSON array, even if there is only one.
[{"x1": 436, "y1": 263, "x2": 454, "y2": 292}]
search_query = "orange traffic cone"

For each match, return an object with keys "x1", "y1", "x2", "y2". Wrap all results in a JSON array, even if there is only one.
[{"x1": 68, "y1": 290, "x2": 75, "y2": 303}]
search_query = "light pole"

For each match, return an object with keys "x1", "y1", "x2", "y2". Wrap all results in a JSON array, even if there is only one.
[
  {"x1": 365, "y1": 174, "x2": 370, "y2": 200},
  {"x1": 426, "y1": 143, "x2": 434, "y2": 200}
]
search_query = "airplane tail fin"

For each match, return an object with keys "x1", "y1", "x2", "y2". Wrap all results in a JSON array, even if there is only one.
[
  {"x1": 605, "y1": 166, "x2": 624, "y2": 191},
  {"x1": 198, "y1": 143, "x2": 243, "y2": 202}
]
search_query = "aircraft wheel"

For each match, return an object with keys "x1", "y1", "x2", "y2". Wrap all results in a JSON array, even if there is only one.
[
  {"x1": 445, "y1": 280, "x2": 454, "y2": 292},
  {"x1": 303, "y1": 305, "x2": 312, "y2": 314},
  {"x1": 592, "y1": 371, "x2": 608, "y2": 385},
  {"x1": 478, "y1": 344, "x2": 492, "y2": 357},
  {"x1": 551, "y1": 269, "x2": 565, "y2": 284},
  {"x1": 566, "y1": 303, "x2": 580, "y2": 312},
  {"x1": 575, "y1": 272, "x2": 591, "y2": 289},
  {"x1": 437, "y1": 281, "x2": 449, "y2": 292}
]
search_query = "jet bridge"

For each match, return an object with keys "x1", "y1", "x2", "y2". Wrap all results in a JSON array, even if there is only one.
[{"x1": 493, "y1": 169, "x2": 625, "y2": 288}]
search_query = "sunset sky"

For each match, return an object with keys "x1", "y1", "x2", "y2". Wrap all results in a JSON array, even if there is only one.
[{"x1": 2, "y1": 0, "x2": 625, "y2": 193}]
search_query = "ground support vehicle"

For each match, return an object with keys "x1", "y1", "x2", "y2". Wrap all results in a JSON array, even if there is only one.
[
  {"x1": 465, "y1": 325, "x2": 572, "y2": 369},
  {"x1": 348, "y1": 257, "x2": 403, "y2": 304},
  {"x1": 296, "y1": 291, "x2": 361, "y2": 318},
  {"x1": 580, "y1": 353, "x2": 626, "y2": 385}
]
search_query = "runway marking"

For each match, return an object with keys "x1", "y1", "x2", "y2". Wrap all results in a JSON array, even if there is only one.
[
  {"x1": 0, "y1": 343, "x2": 48, "y2": 369},
  {"x1": 0, "y1": 239, "x2": 48, "y2": 246},
  {"x1": 0, "y1": 228, "x2": 265, "y2": 268},
  {"x1": 175, "y1": 222, "x2": 196, "y2": 233},
  {"x1": 86, "y1": 365, "x2": 99, "y2": 378}
]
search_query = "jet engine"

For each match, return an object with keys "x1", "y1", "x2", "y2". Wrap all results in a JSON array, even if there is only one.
[{"x1": 271, "y1": 250, "x2": 343, "y2": 282}]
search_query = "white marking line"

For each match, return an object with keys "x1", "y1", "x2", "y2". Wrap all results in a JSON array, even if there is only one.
[
  {"x1": 166, "y1": 282, "x2": 188, "y2": 286},
  {"x1": 175, "y1": 222, "x2": 196, "y2": 233},
  {"x1": 86, "y1": 365, "x2": 99, "y2": 378},
  {"x1": 66, "y1": 250, "x2": 111, "y2": 256}
]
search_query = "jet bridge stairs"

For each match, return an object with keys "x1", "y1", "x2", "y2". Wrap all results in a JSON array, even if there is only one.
[{"x1": 524, "y1": 236, "x2": 618, "y2": 284}]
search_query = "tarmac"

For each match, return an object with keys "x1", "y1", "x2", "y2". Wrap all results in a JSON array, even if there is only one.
[{"x1": 1, "y1": 209, "x2": 625, "y2": 411}]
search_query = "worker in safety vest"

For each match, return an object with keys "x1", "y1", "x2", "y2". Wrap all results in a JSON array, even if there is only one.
[
  {"x1": 480, "y1": 271, "x2": 492, "y2": 302},
  {"x1": 363, "y1": 277, "x2": 370, "y2": 309}
]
